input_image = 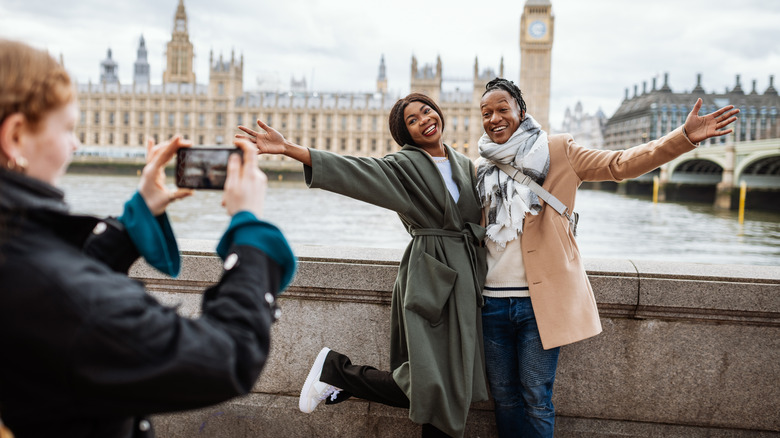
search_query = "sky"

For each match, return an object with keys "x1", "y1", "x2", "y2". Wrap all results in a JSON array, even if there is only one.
[{"x1": 1, "y1": 0, "x2": 778, "y2": 129}]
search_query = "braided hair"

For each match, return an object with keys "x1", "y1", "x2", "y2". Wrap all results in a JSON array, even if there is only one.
[{"x1": 483, "y1": 78, "x2": 526, "y2": 119}]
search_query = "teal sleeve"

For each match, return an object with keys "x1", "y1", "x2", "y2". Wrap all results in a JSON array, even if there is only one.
[
  {"x1": 216, "y1": 211, "x2": 297, "y2": 292},
  {"x1": 118, "y1": 191, "x2": 181, "y2": 277}
]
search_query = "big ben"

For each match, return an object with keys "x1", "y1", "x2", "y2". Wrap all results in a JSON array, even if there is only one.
[
  {"x1": 519, "y1": 0, "x2": 554, "y2": 132},
  {"x1": 163, "y1": 0, "x2": 196, "y2": 84}
]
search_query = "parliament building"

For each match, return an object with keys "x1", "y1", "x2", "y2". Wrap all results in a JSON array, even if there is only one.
[
  {"x1": 74, "y1": 0, "x2": 556, "y2": 164},
  {"x1": 603, "y1": 73, "x2": 780, "y2": 150}
]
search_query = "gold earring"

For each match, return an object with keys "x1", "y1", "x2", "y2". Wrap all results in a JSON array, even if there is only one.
[{"x1": 7, "y1": 156, "x2": 28, "y2": 172}]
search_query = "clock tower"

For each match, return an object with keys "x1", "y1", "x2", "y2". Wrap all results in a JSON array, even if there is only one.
[
  {"x1": 163, "y1": 0, "x2": 196, "y2": 84},
  {"x1": 519, "y1": 0, "x2": 554, "y2": 131}
]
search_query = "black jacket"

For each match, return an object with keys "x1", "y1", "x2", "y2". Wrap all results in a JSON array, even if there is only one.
[{"x1": 0, "y1": 169, "x2": 283, "y2": 438}]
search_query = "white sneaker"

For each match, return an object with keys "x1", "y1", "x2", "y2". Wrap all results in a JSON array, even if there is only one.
[{"x1": 299, "y1": 347, "x2": 342, "y2": 413}]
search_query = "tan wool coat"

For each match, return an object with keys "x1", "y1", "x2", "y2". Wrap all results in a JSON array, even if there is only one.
[{"x1": 519, "y1": 127, "x2": 697, "y2": 349}]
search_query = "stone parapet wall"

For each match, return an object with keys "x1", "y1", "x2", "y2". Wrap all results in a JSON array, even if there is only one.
[{"x1": 132, "y1": 241, "x2": 780, "y2": 437}]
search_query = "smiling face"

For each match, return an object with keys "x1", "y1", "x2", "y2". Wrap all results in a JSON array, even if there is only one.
[
  {"x1": 19, "y1": 101, "x2": 80, "y2": 185},
  {"x1": 403, "y1": 101, "x2": 443, "y2": 150},
  {"x1": 481, "y1": 89, "x2": 524, "y2": 144},
  {"x1": 0, "y1": 39, "x2": 77, "y2": 185}
]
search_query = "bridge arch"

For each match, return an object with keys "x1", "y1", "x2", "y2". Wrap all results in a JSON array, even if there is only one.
[
  {"x1": 736, "y1": 153, "x2": 780, "y2": 189},
  {"x1": 668, "y1": 159, "x2": 723, "y2": 185}
]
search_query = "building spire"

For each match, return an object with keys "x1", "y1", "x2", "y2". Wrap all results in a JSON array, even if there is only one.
[
  {"x1": 692, "y1": 73, "x2": 705, "y2": 94},
  {"x1": 174, "y1": 0, "x2": 187, "y2": 33},
  {"x1": 378, "y1": 54, "x2": 386, "y2": 81},
  {"x1": 100, "y1": 48, "x2": 119, "y2": 84},
  {"x1": 659, "y1": 72, "x2": 672, "y2": 92},
  {"x1": 376, "y1": 55, "x2": 388, "y2": 94},
  {"x1": 134, "y1": 34, "x2": 150, "y2": 85},
  {"x1": 765, "y1": 75, "x2": 778, "y2": 96}
]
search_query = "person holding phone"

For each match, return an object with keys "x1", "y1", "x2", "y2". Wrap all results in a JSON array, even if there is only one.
[
  {"x1": 475, "y1": 78, "x2": 739, "y2": 437},
  {"x1": 237, "y1": 93, "x2": 487, "y2": 438},
  {"x1": 0, "y1": 39, "x2": 296, "y2": 437}
]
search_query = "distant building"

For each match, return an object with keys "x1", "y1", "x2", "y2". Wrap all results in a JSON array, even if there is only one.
[
  {"x1": 554, "y1": 101, "x2": 606, "y2": 149},
  {"x1": 603, "y1": 73, "x2": 780, "y2": 150},
  {"x1": 74, "y1": 0, "x2": 553, "y2": 163}
]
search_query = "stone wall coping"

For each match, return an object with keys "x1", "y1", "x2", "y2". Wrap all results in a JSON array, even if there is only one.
[
  {"x1": 129, "y1": 241, "x2": 780, "y2": 325},
  {"x1": 178, "y1": 239, "x2": 405, "y2": 265},
  {"x1": 178, "y1": 239, "x2": 780, "y2": 283}
]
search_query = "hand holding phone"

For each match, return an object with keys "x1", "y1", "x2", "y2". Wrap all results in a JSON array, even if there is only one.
[
  {"x1": 175, "y1": 147, "x2": 243, "y2": 190},
  {"x1": 223, "y1": 138, "x2": 267, "y2": 217},
  {"x1": 139, "y1": 136, "x2": 194, "y2": 215}
]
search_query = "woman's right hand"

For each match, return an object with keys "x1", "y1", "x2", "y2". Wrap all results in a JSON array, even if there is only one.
[
  {"x1": 222, "y1": 138, "x2": 267, "y2": 218},
  {"x1": 236, "y1": 120, "x2": 287, "y2": 155},
  {"x1": 138, "y1": 135, "x2": 193, "y2": 216},
  {"x1": 236, "y1": 119, "x2": 313, "y2": 166}
]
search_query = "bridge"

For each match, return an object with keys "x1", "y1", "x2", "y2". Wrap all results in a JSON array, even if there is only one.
[{"x1": 633, "y1": 138, "x2": 780, "y2": 209}]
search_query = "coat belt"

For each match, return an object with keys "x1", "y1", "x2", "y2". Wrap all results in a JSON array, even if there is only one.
[
  {"x1": 411, "y1": 225, "x2": 485, "y2": 306},
  {"x1": 410, "y1": 222, "x2": 485, "y2": 243}
]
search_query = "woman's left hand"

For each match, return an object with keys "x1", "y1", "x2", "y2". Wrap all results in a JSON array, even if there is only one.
[
  {"x1": 138, "y1": 135, "x2": 194, "y2": 216},
  {"x1": 684, "y1": 98, "x2": 740, "y2": 144}
]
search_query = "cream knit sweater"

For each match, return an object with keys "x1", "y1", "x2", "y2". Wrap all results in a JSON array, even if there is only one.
[{"x1": 483, "y1": 234, "x2": 530, "y2": 298}]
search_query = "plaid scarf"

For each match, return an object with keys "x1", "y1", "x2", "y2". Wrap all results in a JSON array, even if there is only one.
[{"x1": 476, "y1": 114, "x2": 550, "y2": 248}]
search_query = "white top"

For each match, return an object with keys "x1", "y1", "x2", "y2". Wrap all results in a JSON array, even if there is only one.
[{"x1": 434, "y1": 159, "x2": 460, "y2": 203}]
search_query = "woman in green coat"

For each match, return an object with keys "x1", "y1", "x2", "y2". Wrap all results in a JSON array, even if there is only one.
[{"x1": 237, "y1": 93, "x2": 487, "y2": 437}]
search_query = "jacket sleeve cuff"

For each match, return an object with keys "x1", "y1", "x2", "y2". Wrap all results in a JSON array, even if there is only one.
[
  {"x1": 118, "y1": 191, "x2": 181, "y2": 277},
  {"x1": 216, "y1": 211, "x2": 297, "y2": 292},
  {"x1": 681, "y1": 126, "x2": 700, "y2": 147}
]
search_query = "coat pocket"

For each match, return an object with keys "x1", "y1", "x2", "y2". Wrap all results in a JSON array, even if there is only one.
[
  {"x1": 553, "y1": 214, "x2": 575, "y2": 262},
  {"x1": 404, "y1": 252, "x2": 459, "y2": 324}
]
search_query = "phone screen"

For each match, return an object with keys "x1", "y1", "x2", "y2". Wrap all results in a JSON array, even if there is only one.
[{"x1": 175, "y1": 147, "x2": 243, "y2": 190}]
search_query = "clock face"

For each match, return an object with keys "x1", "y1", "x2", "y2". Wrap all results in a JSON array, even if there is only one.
[{"x1": 529, "y1": 20, "x2": 547, "y2": 39}]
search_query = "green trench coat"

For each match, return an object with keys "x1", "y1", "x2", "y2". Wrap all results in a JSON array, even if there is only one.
[{"x1": 304, "y1": 145, "x2": 489, "y2": 437}]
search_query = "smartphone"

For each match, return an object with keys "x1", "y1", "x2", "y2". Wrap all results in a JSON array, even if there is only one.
[{"x1": 175, "y1": 147, "x2": 243, "y2": 190}]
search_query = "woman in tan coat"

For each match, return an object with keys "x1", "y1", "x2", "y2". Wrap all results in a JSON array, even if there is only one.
[{"x1": 475, "y1": 78, "x2": 738, "y2": 437}]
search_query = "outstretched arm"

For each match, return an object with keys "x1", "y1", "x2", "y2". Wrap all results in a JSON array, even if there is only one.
[
  {"x1": 237, "y1": 119, "x2": 312, "y2": 166},
  {"x1": 683, "y1": 98, "x2": 740, "y2": 144}
]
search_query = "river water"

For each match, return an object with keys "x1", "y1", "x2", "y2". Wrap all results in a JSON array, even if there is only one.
[{"x1": 59, "y1": 173, "x2": 780, "y2": 267}]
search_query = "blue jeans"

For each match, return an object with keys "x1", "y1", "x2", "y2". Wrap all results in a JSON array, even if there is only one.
[{"x1": 482, "y1": 296, "x2": 560, "y2": 438}]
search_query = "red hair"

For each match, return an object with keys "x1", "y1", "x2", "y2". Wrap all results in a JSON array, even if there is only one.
[{"x1": 0, "y1": 39, "x2": 74, "y2": 132}]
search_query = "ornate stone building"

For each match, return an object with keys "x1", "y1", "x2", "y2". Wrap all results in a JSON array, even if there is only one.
[
  {"x1": 554, "y1": 101, "x2": 606, "y2": 149},
  {"x1": 603, "y1": 73, "x2": 780, "y2": 150},
  {"x1": 75, "y1": 0, "x2": 549, "y2": 165}
]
